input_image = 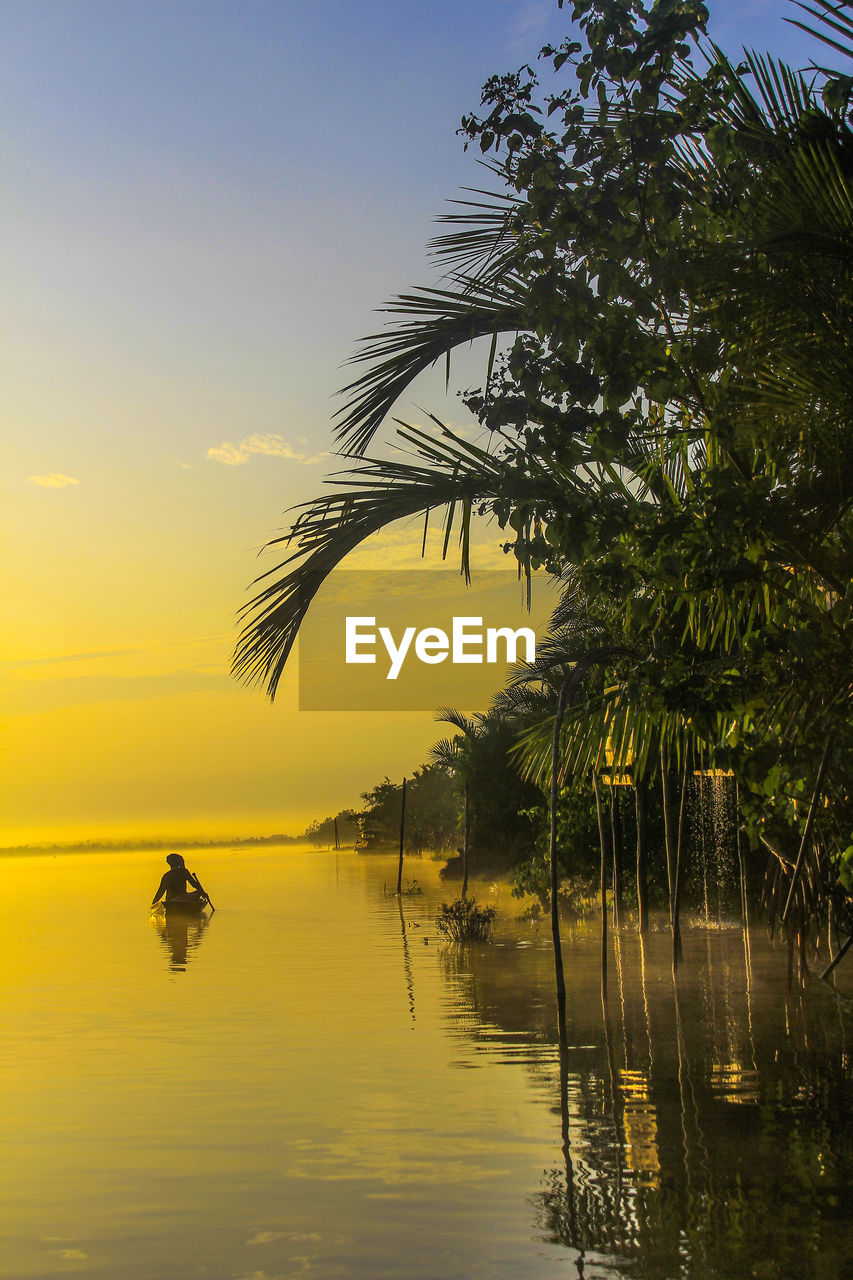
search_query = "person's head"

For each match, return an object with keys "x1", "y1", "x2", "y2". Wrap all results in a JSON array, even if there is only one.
[{"x1": 166, "y1": 853, "x2": 185, "y2": 869}]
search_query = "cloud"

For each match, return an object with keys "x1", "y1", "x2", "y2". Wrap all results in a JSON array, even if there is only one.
[
  {"x1": 207, "y1": 434, "x2": 327, "y2": 466},
  {"x1": 247, "y1": 1232, "x2": 322, "y2": 1246},
  {"x1": 508, "y1": 0, "x2": 551, "y2": 50},
  {"x1": 3, "y1": 668, "x2": 236, "y2": 717},
  {"x1": 2, "y1": 634, "x2": 229, "y2": 671},
  {"x1": 235, "y1": 1272, "x2": 289, "y2": 1280},
  {"x1": 28, "y1": 473, "x2": 80, "y2": 488}
]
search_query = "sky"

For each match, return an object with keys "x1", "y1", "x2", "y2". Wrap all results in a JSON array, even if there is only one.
[{"x1": 0, "y1": 1, "x2": 820, "y2": 846}]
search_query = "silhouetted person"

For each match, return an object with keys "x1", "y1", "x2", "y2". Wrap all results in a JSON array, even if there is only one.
[{"x1": 151, "y1": 853, "x2": 206, "y2": 907}]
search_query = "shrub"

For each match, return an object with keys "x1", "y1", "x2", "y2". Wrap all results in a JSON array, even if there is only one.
[{"x1": 435, "y1": 896, "x2": 497, "y2": 943}]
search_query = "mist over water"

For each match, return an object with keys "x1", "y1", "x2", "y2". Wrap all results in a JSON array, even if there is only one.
[{"x1": 0, "y1": 846, "x2": 850, "y2": 1279}]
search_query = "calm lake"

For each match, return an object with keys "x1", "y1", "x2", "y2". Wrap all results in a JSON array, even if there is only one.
[{"x1": 1, "y1": 846, "x2": 850, "y2": 1280}]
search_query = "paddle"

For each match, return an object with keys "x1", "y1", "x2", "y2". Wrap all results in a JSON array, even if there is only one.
[{"x1": 192, "y1": 873, "x2": 215, "y2": 914}]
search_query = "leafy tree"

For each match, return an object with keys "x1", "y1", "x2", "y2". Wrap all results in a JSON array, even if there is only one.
[
  {"x1": 404, "y1": 763, "x2": 459, "y2": 853},
  {"x1": 431, "y1": 707, "x2": 543, "y2": 887},
  {"x1": 235, "y1": 0, "x2": 853, "y2": 943},
  {"x1": 355, "y1": 767, "x2": 459, "y2": 852},
  {"x1": 302, "y1": 810, "x2": 359, "y2": 847}
]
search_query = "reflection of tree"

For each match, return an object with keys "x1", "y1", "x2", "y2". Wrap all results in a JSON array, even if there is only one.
[
  {"x1": 439, "y1": 925, "x2": 853, "y2": 1278},
  {"x1": 397, "y1": 896, "x2": 416, "y2": 1025},
  {"x1": 151, "y1": 907, "x2": 211, "y2": 972}
]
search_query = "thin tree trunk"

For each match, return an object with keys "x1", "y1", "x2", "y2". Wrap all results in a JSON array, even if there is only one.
[
  {"x1": 593, "y1": 772, "x2": 609, "y2": 993},
  {"x1": 735, "y1": 781, "x2": 750, "y2": 929},
  {"x1": 462, "y1": 779, "x2": 470, "y2": 899},
  {"x1": 782, "y1": 734, "x2": 834, "y2": 923},
  {"x1": 635, "y1": 781, "x2": 648, "y2": 934},
  {"x1": 610, "y1": 784, "x2": 623, "y2": 928},
  {"x1": 395, "y1": 777, "x2": 407, "y2": 896},
  {"x1": 820, "y1": 933, "x2": 853, "y2": 982},
  {"x1": 661, "y1": 746, "x2": 675, "y2": 924},
  {"x1": 671, "y1": 750, "x2": 690, "y2": 969},
  {"x1": 550, "y1": 681, "x2": 569, "y2": 1039}
]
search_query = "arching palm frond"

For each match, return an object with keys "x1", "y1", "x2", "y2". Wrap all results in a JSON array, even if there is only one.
[
  {"x1": 429, "y1": 736, "x2": 465, "y2": 771},
  {"x1": 671, "y1": 33, "x2": 853, "y2": 474},
  {"x1": 334, "y1": 274, "x2": 528, "y2": 455},
  {"x1": 434, "y1": 706, "x2": 481, "y2": 739},
  {"x1": 232, "y1": 422, "x2": 586, "y2": 699},
  {"x1": 788, "y1": 0, "x2": 853, "y2": 64},
  {"x1": 491, "y1": 681, "x2": 557, "y2": 718},
  {"x1": 511, "y1": 670, "x2": 715, "y2": 795},
  {"x1": 622, "y1": 426, "x2": 705, "y2": 505},
  {"x1": 491, "y1": 583, "x2": 638, "y2": 789},
  {"x1": 429, "y1": 185, "x2": 523, "y2": 287},
  {"x1": 233, "y1": 429, "x2": 499, "y2": 697}
]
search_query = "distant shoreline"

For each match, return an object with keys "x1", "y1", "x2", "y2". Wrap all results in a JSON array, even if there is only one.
[{"x1": 0, "y1": 833, "x2": 307, "y2": 857}]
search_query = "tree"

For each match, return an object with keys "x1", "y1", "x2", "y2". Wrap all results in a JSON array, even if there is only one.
[
  {"x1": 234, "y1": 0, "x2": 853, "y2": 944},
  {"x1": 431, "y1": 707, "x2": 543, "y2": 891}
]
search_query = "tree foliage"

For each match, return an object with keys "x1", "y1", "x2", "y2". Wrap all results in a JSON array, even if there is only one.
[{"x1": 235, "y1": 0, "x2": 853, "y2": 933}]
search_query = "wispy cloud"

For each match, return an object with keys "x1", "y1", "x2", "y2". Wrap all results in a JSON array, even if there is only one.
[
  {"x1": 207, "y1": 434, "x2": 327, "y2": 466},
  {"x1": 2, "y1": 634, "x2": 230, "y2": 671},
  {"x1": 247, "y1": 1232, "x2": 322, "y2": 1246},
  {"x1": 508, "y1": 0, "x2": 552, "y2": 52},
  {"x1": 28, "y1": 473, "x2": 80, "y2": 488},
  {"x1": 2, "y1": 668, "x2": 236, "y2": 716}
]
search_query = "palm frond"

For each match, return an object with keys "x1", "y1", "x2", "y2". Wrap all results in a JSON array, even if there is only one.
[
  {"x1": 232, "y1": 422, "x2": 582, "y2": 698},
  {"x1": 491, "y1": 682, "x2": 558, "y2": 717},
  {"x1": 788, "y1": 0, "x2": 853, "y2": 61},
  {"x1": 429, "y1": 736, "x2": 464, "y2": 767},
  {"x1": 335, "y1": 275, "x2": 528, "y2": 455},
  {"x1": 434, "y1": 706, "x2": 479, "y2": 737},
  {"x1": 429, "y1": 186, "x2": 523, "y2": 286}
]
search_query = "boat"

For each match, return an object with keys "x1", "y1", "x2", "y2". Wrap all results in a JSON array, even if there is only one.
[{"x1": 160, "y1": 896, "x2": 209, "y2": 916}]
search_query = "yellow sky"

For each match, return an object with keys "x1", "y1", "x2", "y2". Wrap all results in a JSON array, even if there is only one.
[{"x1": 1, "y1": 419, "x2": 530, "y2": 845}]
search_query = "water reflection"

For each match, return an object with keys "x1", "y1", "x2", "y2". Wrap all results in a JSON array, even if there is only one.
[
  {"x1": 440, "y1": 921, "x2": 853, "y2": 1279},
  {"x1": 150, "y1": 904, "x2": 211, "y2": 971},
  {"x1": 397, "y1": 895, "x2": 417, "y2": 1025}
]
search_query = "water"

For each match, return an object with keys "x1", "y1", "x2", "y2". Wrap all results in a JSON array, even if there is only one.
[{"x1": 0, "y1": 846, "x2": 850, "y2": 1279}]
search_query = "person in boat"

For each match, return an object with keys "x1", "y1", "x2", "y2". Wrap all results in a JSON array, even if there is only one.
[{"x1": 151, "y1": 853, "x2": 207, "y2": 908}]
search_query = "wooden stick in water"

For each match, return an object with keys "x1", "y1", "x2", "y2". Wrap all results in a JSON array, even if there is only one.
[
  {"x1": 395, "y1": 777, "x2": 407, "y2": 896},
  {"x1": 820, "y1": 933, "x2": 851, "y2": 983}
]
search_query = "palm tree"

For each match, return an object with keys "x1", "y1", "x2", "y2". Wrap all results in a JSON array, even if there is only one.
[
  {"x1": 235, "y1": 1, "x2": 850, "y2": 671},
  {"x1": 232, "y1": 0, "x2": 853, "y2": 944},
  {"x1": 430, "y1": 709, "x2": 477, "y2": 899},
  {"x1": 431, "y1": 704, "x2": 541, "y2": 896}
]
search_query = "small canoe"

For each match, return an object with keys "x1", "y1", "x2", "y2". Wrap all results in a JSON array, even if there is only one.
[{"x1": 162, "y1": 896, "x2": 208, "y2": 915}]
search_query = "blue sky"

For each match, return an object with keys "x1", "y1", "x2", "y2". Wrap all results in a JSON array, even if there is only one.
[{"x1": 3, "y1": 1, "x2": 814, "y2": 462}]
